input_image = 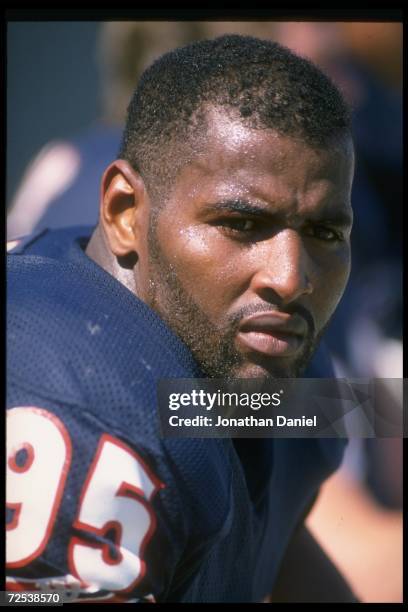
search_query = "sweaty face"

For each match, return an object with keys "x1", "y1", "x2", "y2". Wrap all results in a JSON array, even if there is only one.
[{"x1": 138, "y1": 112, "x2": 354, "y2": 378}]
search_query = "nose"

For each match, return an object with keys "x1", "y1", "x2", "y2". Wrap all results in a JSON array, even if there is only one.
[{"x1": 250, "y1": 229, "x2": 314, "y2": 306}]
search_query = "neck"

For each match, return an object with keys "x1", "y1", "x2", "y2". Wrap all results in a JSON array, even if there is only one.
[{"x1": 86, "y1": 225, "x2": 137, "y2": 294}]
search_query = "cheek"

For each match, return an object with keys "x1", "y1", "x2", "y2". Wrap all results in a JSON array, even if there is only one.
[{"x1": 159, "y1": 225, "x2": 246, "y2": 310}]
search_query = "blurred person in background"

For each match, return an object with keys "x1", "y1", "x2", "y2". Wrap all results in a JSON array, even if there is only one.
[
  {"x1": 6, "y1": 22, "x2": 206, "y2": 236},
  {"x1": 7, "y1": 20, "x2": 402, "y2": 603}
]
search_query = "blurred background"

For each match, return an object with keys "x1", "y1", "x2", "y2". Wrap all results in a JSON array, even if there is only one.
[{"x1": 7, "y1": 20, "x2": 403, "y2": 603}]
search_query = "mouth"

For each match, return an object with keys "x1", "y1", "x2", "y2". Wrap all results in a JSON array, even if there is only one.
[{"x1": 235, "y1": 312, "x2": 307, "y2": 358}]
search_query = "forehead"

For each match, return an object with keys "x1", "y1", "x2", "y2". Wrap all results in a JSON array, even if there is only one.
[{"x1": 168, "y1": 108, "x2": 354, "y2": 216}]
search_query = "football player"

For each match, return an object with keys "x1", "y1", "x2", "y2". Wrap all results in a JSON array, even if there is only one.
[{"x1": 7, "y1": 35, "x2": 357, "y2": 602}]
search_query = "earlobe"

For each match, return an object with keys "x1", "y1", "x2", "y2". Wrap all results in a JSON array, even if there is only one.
[{"x1": 99, "y1": 160, "x2": 146, "y2": 257}]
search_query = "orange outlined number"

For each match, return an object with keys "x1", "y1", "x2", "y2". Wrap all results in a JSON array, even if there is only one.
[
  {"x1": 69, "y1": 434, "x2": 164, "y2": 592},
  {"x1": 6, "y1": 409, "x2": 164, "y2": 595},
  {"x1": 6, "y1": 408, "x2": 72, "y2": 567}
]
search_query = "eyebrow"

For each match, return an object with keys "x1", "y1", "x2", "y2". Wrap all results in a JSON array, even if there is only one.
[
  {"x1": 203, "y1": 200, "x2": 271, "y2": 216},
  {"x1": 204, "y1": 199, "x2": 353, "y2": 227}
]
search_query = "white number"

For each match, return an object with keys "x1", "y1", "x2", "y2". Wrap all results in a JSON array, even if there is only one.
[
  {"x1": 6, "y1": 409, "x2": 163, "y2": 593},
  {"x1": 69, "y1": 434, "x2": 163, "y2": 592},
  {"x1": 6, "y1": 408, "x2": 72, "y2": 567}
]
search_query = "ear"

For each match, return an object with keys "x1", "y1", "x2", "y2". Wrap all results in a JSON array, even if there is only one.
[{"x1": 99, "y1": 159, "x2": 149, "y2": 257}]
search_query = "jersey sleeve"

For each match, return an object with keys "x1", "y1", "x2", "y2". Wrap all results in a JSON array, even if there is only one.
[
  {"x1": 6, "y1": 247, "x2": 239, "y2": 603},
  {"x1": 6, "y1": 388, "x2": 195, "y2": 604}
]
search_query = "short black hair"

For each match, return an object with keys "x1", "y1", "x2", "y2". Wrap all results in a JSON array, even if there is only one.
[{"x1": 119, "y1": 34, "x2": 352, "y2": 202}]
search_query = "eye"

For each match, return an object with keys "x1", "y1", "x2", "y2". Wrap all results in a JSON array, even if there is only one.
[
  {"x1": 304, "y1": 224, "x2": 343, "y2": 242},
  {"x1": 219, "y1": 218, "x2": 256, "y2": 233}
]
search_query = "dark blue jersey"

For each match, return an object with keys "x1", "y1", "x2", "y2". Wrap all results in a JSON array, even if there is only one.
[{"x1": 6, "y1": 227, "x2": 347, "y2": 603}]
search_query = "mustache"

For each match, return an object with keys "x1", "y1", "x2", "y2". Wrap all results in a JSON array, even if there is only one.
[{"x1": 227, "y1": 302, "x2": 315, "y2": 338}]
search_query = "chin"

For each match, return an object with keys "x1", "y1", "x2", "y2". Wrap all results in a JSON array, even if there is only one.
[{"x1": 230, "y1": 360, "x2": 295, "y2": 379}]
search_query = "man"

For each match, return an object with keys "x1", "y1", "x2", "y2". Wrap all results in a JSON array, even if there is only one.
[{"x1": 7, "y1": 35, "x2": 356, "y2": 602}]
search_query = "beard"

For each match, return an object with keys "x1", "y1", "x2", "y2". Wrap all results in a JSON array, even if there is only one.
[{"x1": 145, "y1": 216, "x2": 328, "y2": 379}]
